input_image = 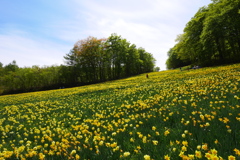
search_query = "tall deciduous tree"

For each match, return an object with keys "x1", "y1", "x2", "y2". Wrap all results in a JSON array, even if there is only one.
[
  {"x1": 0, "y1": 34, "x2": 156, "y2": 95},
  {"x1": 64, "y1": 34, "x2": 155, "y2": 84},
  {"x1": 166, "y1": 0, "x2": 240, "y2": 68}
]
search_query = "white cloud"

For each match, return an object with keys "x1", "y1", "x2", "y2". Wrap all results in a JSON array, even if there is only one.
[
  {"x1": 0, "y1": 31, "x2": 69, "y2": 67},
  {"x1": 70, "y1": 0, "x2": 190, "y2": 70},
  {"x1": 0, "y1": 0, "x2": 212, "y2": 70},
  {"x1": 74, "y1": 0, "x2": 212, "y2": 70}
]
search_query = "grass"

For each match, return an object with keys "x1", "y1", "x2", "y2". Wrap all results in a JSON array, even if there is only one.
[{"x1": 0, "y1": 64, "x2": 239, "y2": 160}]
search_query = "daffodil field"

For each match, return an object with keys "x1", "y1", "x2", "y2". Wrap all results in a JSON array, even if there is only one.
[{"x1": 0, "y1": 64, "x2": 240, "y2": 160}]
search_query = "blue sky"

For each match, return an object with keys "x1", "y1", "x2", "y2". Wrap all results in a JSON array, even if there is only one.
[{"x1": 0, "y1": 0, "x2": 212, "y2": 70}]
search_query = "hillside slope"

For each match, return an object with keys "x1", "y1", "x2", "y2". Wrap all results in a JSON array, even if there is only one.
[{"x1": 0, "y1": 64, "x2": 239, "y2": 159}]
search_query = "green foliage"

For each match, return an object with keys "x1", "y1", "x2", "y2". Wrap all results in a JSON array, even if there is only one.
[
  {"x1": 154, "y1": 67, "x2": 160, "y2": 72},
  {"x1": 0, "y1": 64, "x2": 61, "y2": 94},
  {"x1": 166, "y1": 47, "x2": 190, "y2": 69},
  {"x1": 3, "y1": 60, "x2": 19, "y2": 73},
  {"x1": 167, "y1": 0, "x2": 240, "y2": 68},
  {"x1": 64, "y1": 33, "x2": 155, "y2": 84},
  {"x1": 0, "y1": 34, "x2": 155, "y2": 95}
]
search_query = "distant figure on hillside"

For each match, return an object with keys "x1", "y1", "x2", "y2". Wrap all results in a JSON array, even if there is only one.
[
  {"x1": 146, "y1": 74, "x2": 149, "y2": 78},
  {"x1": 180, "y1": 67, "x2": 182, "y2": 71}
]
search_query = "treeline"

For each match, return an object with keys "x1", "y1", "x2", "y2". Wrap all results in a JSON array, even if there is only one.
[
  {"x1": 0, "y1": 34, "x2": 156, "y2": 95},
  {"x1": 166, "y1": 0, "x2": 240, "y2": 69}
]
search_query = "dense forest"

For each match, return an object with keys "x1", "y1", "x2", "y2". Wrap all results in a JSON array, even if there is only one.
[
  {"x1": 0, "y1": 34, "x2": 156, "y2": 95},
  {"x1": 166, "y1": 0, "x2": 240, "y2": 69}
]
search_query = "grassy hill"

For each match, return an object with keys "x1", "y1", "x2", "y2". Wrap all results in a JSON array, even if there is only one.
[{"x1": 0, "y1": 64, "x2": 239, "y2": 160}]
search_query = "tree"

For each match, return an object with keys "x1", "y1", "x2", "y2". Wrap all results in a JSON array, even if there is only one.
[
  {"x1": 105, "y1": 33, "x2": 126, "y2": 79},
  {"x1": 64, "y1": 33, "x2": 155, "y2": 85},
  {"x1": 167, "y1": 0, "x2": 240, "y2": 68},
  {"x1": 4, "y1": 60, "x2": 19, "y2": 73},
  {"x1": 0, "y1": 33, "x2": 156, "y2": 95},
  {"x1": 137, "y1": 47, "x2": 155, "y2": 73},
  {"x1": 65, "y1": 36, "x2": 103, "y2": 84},
  {"x1": 181, "y1": 7, "x2": 209, "y2": 65},
  {"x1": 124, "y1": 44, "x2": 140, "y2": 76},
  {"x1": 154, "y1": 67, "x2": 160, "y2": 72},
  {"x1": 0, "y1": 62, "x2": 3, "y2": 76},
  {"x1": 166, "y1": 47, "x2": 189, "y2": 69}
]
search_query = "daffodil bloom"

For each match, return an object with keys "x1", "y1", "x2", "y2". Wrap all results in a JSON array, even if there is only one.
[
  {"x1": 195, "y1": 150, "x2": 202, "y2": 158},
  {"x1": 182, "y1": 146, "x2": 187, "y2": 152},
  {"x1": 70, "y1": 150, "x2": 76, "y2": 155},
  {"x1": 99, "y1": 141, "x2": 104, "y2": 146},
  {"x1": 211, "y1": 149, "x2": 218, "y2": 155},
  {"x1": 182, "y1": 134, "x2": 186, "y2": 138},
  {"x1": 123, "y1": 152, "x2": 130, "y2": 157},
  {"x1": 179, "y1": 151, "x2": 184, "y2": 157},
  {"x1": 75, "y1": 154, "x2": 80, "y2": 160},
  {"x1": 188, "y1": 154, "x2": 194, "y2": 159},
  {"x1": 152, "y1": 140, "x2": 158, "y2": 145},
  {"x1": 130, "y1": 137, "x2": 134, "y2": 142},
  {"x1": 144, "y1": 155, "x2": 151, "y2": 160},
  {"x1": 233, "y1": 148, "x2": 240, "y2": 156},
  {"x1": 142, "y1": 136, "x2": 147, "y2": 143},
  {"x1": 164, "y1": 154, "x2": 170, "y2": 160},
  {"x1": 152, "y1": 126, "x2": 156, "y2": 131},
  {"x1": 205, "y1": 153, "x2": 211, "y2": 159},
  {"x1": 228, "y1": 155, "x2": 236, "y2": 160},
  {"x1": 134, "y1": 149, "x2": 139, "y2": 153},
  {"x1": 202, "y1": 144, "x2": 208, "y2": 150},
  {"x1": 164, "y1": 130, "x2": 170, "y2": 136},
  {"x1": 182, "y1": 141, "x2": 188, "y2": 146},
  {"x1": 211, "y1": 155, "x2": 219, "y2": 160}
]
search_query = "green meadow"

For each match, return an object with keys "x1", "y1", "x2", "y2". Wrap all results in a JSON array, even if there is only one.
[{"x1": 0, "y1": 64, "x2": 239, "y2": 160}]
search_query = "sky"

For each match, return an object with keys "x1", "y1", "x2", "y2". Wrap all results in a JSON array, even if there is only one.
[{"x1": 0, "y1": 0, "x2": 212, "y2": 70}]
